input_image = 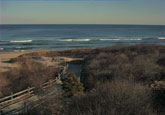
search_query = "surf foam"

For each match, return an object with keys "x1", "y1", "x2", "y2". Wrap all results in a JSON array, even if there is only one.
[
  {"x1": 158, "y1": 37, "x2": 165, "y2": 40},
  {"x1": 0, "y1": 48, "x2": 4, "y2": 50},
  {"x1": 100, "y1": 38, "x2": 142, "y2": 41},
  {"x1": 10, "y1": 40, "x2": 33, "y2": 43},
  {"x1": 59, "y1": 39, "x2": 91, "y2": 42},
  {"x1": 59, "y1": 38, "x2": 142, "y2": 42}
]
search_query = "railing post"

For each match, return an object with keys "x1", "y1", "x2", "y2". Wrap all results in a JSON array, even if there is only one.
[
  {"x1": 11, "y1": 92, "x2": 13, "y2": 102},
  {"x1": 50, "y1": 80, "x2": 52, "y2": 85},
  {"x1": 28, "y1": 87, "x2": 31, "y2": 95}
]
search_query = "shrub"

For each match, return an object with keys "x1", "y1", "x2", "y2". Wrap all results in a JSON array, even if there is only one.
[
  {"x1": 83, "y1": 45, "x2": 165, "y2": 90},
  {"x1": 64, "y1": 80, "x2": 156, "y2": 115},
  {"x1": 62, "y1": 73, "x2": 84, "y2": 97},
  {"x1": 1, "y1": 59, "x2": 61, "y2": 94},
  {"x1": 0, "y1": 75, "x2": 9, "y2": 97},
  {"x1": 19, "y1": 95, "x2": 63, "y2": 115}
]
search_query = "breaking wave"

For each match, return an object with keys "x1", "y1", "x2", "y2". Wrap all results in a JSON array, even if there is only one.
[
  {"x1": 100, "y1": 38, "x2": 142, "y2": 41},
  {"x1": 1, "y1": 38, "x2": 143, "y2": 44},
  {"x1": 59, "y1": 39, "x2": 91, "y2": 42},
  {"x1": 158, "y1": 37, "x2": 165, "y2": 40},
  {"x1": 58, "y1": 38, "x2": 142, "y2": 42},
  {"x1": 10, "y1": 40, "x2": 33, "y2": 43}
]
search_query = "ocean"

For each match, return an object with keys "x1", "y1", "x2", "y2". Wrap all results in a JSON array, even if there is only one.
[{"x1": 0, "y1": 24, "x2": 165, "y2": 52}]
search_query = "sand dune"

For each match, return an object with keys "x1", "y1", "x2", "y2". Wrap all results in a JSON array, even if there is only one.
[{"x1": 0, "y1": 50, "x2": 48, "y2": 72}]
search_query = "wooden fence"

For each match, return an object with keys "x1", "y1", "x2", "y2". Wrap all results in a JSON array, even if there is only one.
[
  {"x1": 0, "y1": 79, "x2": 60, "y2": 115},
  {"x1": 0, "y1": 79, "x2": 57, "y2": 109},
  {"x1": 0, "y1": 64, "x2": 68, "y2": 114},
  {"x1": 0, "y1": 87, "x2": 34, "y2": 109}
]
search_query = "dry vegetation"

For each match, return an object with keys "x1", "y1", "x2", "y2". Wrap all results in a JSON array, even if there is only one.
[
  {"x1": 0, "y1": 76, "x2": 9, "y2": 97},
  {"x1": 83, "y1": 47, "x2": 164, "y2": 90},
  {"x1": 0, "y1": 57, "x2": 62, "y2": 97},
  {"x1": 0, "y1": 44, "x2": 165, "y2": 115},
  {"x1": 64, "y1": 80, "x2": 154, "y2": 115}
]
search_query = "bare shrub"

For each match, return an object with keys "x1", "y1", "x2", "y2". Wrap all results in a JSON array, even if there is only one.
[
  {"x1": 131, "y1": 55, "x2": 162, "y2": 82},
  {"x1": 64, "y1": 80, "x2": 156, "y2": 115},
  {"x1": 20, "y1": 95, "x2": 63, "y2": 115},
  {"x1": 0, "y1": 75, "x2": 9, "y2": 97},
  {"x1": 1, "y1": 59, "x2": 60, "y2": 94},
  {"x1": 83, "y1": 45, "x2": 165, "y2": 90}
]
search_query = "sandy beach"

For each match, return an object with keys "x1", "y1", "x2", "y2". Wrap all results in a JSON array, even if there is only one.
[
  {"x1": 0, "y1": 49, "x2": 83, "y2": 72},
  {"x1": 0, "y1": 50, "x2": 49, "y2": 72}
]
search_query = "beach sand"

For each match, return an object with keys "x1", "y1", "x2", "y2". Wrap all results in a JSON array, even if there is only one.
[
  {"x1": 0, "y1": 50, "x2": 49, "y2": 72},
  {"x1": 0, "y1": 49, "x2": 83, "y2": 72}
]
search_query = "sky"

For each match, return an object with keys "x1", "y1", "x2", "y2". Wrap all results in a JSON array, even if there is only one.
[{"x1": 0, "y1": 0, "x2": 165, "y2": 25}]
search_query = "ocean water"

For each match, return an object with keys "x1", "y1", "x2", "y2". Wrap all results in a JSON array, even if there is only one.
[{"x1": 0, "y1": 24, "x2": 165, "y2": 52}]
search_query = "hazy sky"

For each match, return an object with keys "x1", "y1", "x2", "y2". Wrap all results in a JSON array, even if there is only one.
[{"x1": 0, "y1": 0, "x2": 165, "y2": 25}]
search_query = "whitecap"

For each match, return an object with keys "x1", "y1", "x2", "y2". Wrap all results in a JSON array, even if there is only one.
[
  {"x1": 100, "y1": 38, "x2": 142, "y2": 41},
  {"x1": 158, "y1": 37, "x2": 165, "y2": 40},
  {"x1": 10, "y1": 40, "x2": 33, "y2": 43},
  {"x1": 100, "y1": 38, "x2": 121, "y2": 41},
  {"x1": 59, "y1": 39, "x2": 91, "y2": 42},
  {"x1": 123, "y1": 38, "x2": 142, "y2": 40},
  {"x1": 0, "y1": 48, "x2": 4, "y2": 50},
  {"x1": 59, "y1": 39, "x2": 73, "y2": 42},
  {"x1": 74, "y1": 39, "x2": 91, "y2": 41}
]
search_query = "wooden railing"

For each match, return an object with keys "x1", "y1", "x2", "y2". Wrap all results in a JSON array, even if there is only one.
[
  {"x1": 0, "y1": 77, "x2": 62, "y2": 110},
  {"x1": 42, "y1": 79, "x2": 56, "y2": 89},
  {"x1": 0, "y1": 79, "x2": 60, "y2": 115},
  {"x1": 0, "y1": 87, "x2": 34, "y2": 109},
  {"x1": 0, "y1": 64, "x2": 69, "y2": 114}
]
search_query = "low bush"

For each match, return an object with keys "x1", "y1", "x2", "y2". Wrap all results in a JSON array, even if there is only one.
[
  {"x1": 83, "y1": 45, "x2": 165, "y2": 90},
  {"x1": 0, "y1": 75, "x2": 9, "y2": 97},
  {"x1": 64, "y1": 80, "x2": 156, "y2": 115},
  {"x1": 62, "y1": 73, "x2": 84, "y2": 97},
  {"x1": 1, "y1": 58, "x2": 61, "y2": 95}
]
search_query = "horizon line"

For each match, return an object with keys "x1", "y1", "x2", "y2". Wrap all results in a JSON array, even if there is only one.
[{"x1": 0, "y1": 24, "x2": 165, "y2": 26}]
